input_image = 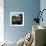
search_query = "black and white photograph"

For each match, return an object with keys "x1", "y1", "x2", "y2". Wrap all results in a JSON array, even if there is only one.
[{"x1": 10, "y1": 12, "x2": 24, "y2": 26}]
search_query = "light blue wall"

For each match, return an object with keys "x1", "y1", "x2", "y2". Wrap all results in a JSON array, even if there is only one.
[
  {"x1": 40, "y1": 0, "x2": 46, "y2": 27},
  {"x1": 40, "y1": 0, "x2": 46, "y2": 44},
  {"x1": 4, "y1": 0, "x2": 40, "y2": 42}
]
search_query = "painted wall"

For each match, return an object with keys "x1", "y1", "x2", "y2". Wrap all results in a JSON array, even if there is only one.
[
  {"x1": 40, "y1": 0, "x2": 46, "y2": 45},
  {"x1": 0, "y1": 0, "x2": 4, "y2": 42},
  {"x1": 40, "y1": 0, "x2": 46, "y2": 27},
  {"x1": 4, "y1": 0, "x2": 40, "y2": 42}
]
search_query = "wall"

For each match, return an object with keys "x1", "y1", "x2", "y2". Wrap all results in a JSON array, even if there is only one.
[
  {"x1": 40, "y1": 0, "x2": 46, "y2": 45},
  {"x1": 4, "y1": 0, "x2": 40, "y2": 42},
  {"x1": 40, "y1": 0, "x2": 46, "y2": 27},
  {"x1": 0, "y1": 0, "x2": 4, "y2": 42}
]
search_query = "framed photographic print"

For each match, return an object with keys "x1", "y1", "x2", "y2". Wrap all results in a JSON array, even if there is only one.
[{"x1": 10, "y1": 12, "x2": 24, "y2": 26}]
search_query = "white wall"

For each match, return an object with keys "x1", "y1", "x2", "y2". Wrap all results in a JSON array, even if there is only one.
[{"x1": 0, "y1": 0, "x2": 4, "y2": 43}]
